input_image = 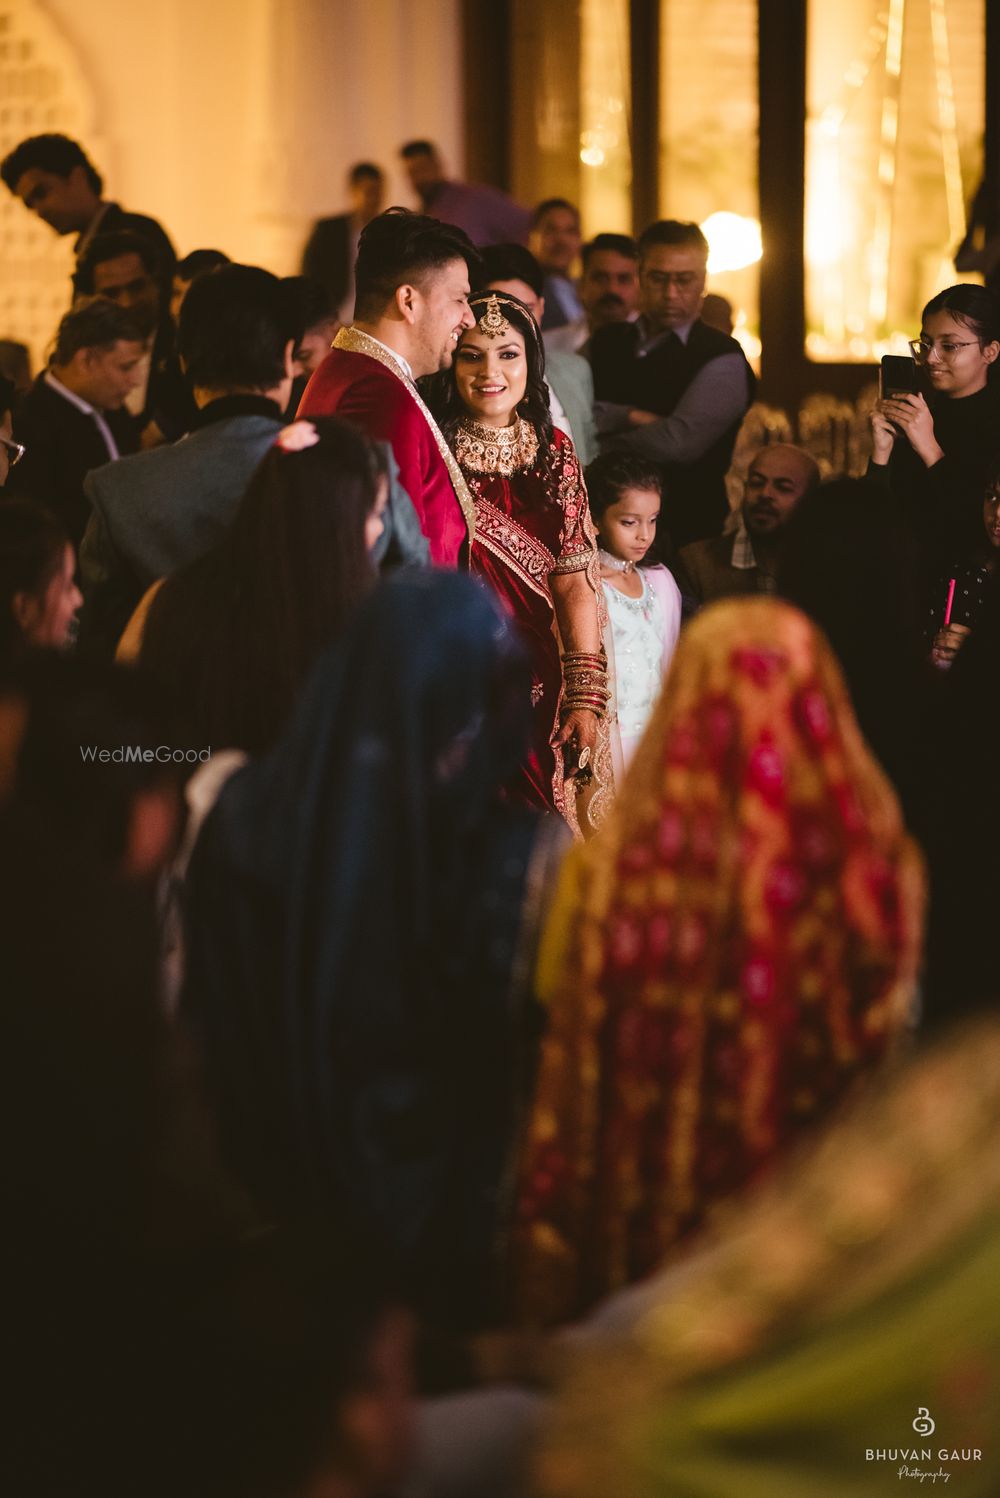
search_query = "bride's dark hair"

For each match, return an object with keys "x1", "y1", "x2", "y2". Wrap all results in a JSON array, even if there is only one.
[{"x1": 422, "y1": 290, "x2": 554, "y2": 453}]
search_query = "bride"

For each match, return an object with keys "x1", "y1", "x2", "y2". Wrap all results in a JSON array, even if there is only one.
[{"x1": 427, "y1": 289, "x2": 611, "y2": 834}]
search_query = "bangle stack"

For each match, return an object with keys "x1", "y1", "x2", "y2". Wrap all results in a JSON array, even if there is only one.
[{"x1": 561, "y1": 650, "x2": 610, "y2": 719}]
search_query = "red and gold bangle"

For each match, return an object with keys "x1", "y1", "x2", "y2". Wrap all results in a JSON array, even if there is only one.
[{"x1": 561, "y1": 648, "x2": 610, "y2": 717}]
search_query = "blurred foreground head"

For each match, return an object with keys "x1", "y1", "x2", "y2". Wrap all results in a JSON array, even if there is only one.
[{"x1": 0, "y1": 653, "x2": 182, "y2": 879}]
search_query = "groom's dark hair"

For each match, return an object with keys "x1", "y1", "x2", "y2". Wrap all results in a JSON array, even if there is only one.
[{"x1": 354, "y1": 207, "x2": 479, "y2": 321}]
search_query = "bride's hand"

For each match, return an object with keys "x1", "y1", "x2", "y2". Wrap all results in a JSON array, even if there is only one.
[{"x1": 553, "y1": 709, "x2": 597, "y2": 772}]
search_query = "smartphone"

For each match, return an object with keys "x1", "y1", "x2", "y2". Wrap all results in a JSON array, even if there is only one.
[{"x1": 880, "y1": 354, "x2": 920, "y2": 399}]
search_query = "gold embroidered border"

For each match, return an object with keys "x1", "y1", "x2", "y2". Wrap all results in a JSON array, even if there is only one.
[
  {"x1": 551, "y1": 551, "x2": 593, "y2": 576},
  {"x1": 332, "y1": 326, "x2": 476, "y2": 543},
  {"x1": 471, "y1": 496, "x2": 557, "y2": 607},
  {"x1": 555, "y1": 443, "x2": 603, "y2": 593}
]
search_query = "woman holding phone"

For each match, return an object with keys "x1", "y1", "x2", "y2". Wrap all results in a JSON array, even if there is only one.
[{"x1": 869, "y1": 284, "x2": 1000, "y2": 585}]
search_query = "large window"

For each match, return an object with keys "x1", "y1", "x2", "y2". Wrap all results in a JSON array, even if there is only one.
[
  {"x1": 805, "y1": 0, "x2": 985, "y2": 362},
  {"x1": 577, "y1": 0, "x2": 631, "y2": 234},
  {"x1": 659, "y1": 0, "x2": 760, "y2": 360},
  {"x1": 509, "y1": 0, "x2": 631, "y2": 236}
]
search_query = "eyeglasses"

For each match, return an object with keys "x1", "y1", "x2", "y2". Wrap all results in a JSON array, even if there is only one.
[
  {"x1": 908, "y1": 338, "x2": 978, "y2": 361},
  {"x1": 0, "y1": 435, "x2": 25, "y2": 468}
]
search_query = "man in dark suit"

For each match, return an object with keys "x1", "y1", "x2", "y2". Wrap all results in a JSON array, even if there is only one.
[
  {"x1": 78, "y1": 266, "x2": 297, "y2": 657},
  {"x1": 76, "y1": 230, "x2": 195, "y2": 443},
  {"x1": 9, "y1": 300, "x2": 145, "y2": 546},
  {"x1": 1, "y1": 134, "x2": 175, "y2": 287},
  {"x1": 301, "y1": 162, "x2": 384, "y2": 322},
  {"x1": 591, "y1": 220, "x2": 754, "y2": 548}
]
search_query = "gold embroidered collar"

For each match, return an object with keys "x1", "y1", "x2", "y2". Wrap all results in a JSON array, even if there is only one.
[
  {"x1": 455, "y1": 418, "x2": 539, "y2": 478},
  {"x1": 332, "y1": 326, "x2": 476, "y2": 543}
]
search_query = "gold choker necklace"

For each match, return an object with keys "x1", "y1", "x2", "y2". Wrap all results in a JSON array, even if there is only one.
[{"x1": 455, "y1": 417, "x2": 539, "y2": 477}]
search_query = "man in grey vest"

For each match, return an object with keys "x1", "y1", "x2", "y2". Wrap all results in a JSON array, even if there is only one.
[{"x1": 591, "y1": 220, "x2": 755, "y2": 548}]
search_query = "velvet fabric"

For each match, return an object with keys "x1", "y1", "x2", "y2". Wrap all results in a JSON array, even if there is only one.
[
  {"x1": 463, "y1": 427, "x2": 597, "y2": 818},
  {"x1": 299, "y1": 345, "x2": 469, "y2": 567}
]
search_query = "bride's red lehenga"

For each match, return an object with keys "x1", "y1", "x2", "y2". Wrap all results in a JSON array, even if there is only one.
[{"x1": 455, "y1": 420, "x2": 607, "y2": 830}]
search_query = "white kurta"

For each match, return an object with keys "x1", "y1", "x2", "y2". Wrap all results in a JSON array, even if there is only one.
[{"x1": 602, "y1": 564, "x2": 682, "y2": 766}]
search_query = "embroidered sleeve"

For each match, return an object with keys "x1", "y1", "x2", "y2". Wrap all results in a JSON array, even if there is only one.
[
  {"x1": 551, "y1": 550, "x2": 593, "y2": 575},
  {"x1": 551, "y1": 444, "x2": 599, "y2": 577}
]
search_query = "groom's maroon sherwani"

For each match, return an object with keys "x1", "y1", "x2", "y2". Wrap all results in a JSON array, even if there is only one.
[{"x1": 298, "y1": 328, "x2": 474, "y2": 567}]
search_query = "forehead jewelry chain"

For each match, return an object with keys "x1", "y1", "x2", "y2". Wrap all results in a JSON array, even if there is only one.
[{"x1": 477, "y1": 294, "x2": 512, "y2": 340}]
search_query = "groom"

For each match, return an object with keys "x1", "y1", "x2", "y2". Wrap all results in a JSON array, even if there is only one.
[{"x1": 298, "y1": 207, "x2": 479, "y2": 567}]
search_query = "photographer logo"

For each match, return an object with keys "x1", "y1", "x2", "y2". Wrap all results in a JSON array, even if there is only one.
[
  {"x1": 913, "y1": 1408, "x2": 936, "y2": 1438},
  {"x1": 865, "y1": 1405, "x2": 982, "y2": 1484}
]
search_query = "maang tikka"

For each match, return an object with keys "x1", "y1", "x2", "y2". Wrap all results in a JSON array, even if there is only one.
[{"x1": 477, "y1": 293, "x2": 512, "y2": 339}]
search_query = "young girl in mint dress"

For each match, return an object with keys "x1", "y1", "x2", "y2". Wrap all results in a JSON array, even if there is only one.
[{"x1": 587, "y1": 452, "x2": 682, "y2": 768}]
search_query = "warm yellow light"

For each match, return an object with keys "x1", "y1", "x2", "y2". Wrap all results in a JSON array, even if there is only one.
[
  {"x1": 579, "y1": 128, "x2": 609, "y2": 169},
  {"x1": 805, "y1": 122, "x2": 846, "y2": 273},
  {"x1": 700, "y1": 212, "x2": 762, "y2": 274},
  {"x1": 578, "y1": 0, "x2": 631, "y2": 223}
]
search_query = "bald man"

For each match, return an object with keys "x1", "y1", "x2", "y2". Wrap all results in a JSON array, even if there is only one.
[{"x1": 678, "y1": 443, "x2": 820, "y2": 605}]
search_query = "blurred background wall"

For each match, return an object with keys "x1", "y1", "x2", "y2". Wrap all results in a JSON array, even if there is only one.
[
  {"x1": 0, "y1": 0, "x2": 462, "y2": 366},
  {"x1": 0, "y1": 0, "x2": 994, "y2": 408}
]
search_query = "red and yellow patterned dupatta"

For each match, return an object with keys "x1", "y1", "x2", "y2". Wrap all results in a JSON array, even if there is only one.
[{"x1": 509, "y1": 598, "x2": 925, "y2": 1325}]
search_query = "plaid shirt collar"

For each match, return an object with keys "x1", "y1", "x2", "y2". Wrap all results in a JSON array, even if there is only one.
[{"x1": 730, "y1": 515, "x2": 757, "y2": 570}]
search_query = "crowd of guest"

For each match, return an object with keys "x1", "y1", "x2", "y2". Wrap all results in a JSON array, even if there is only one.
[{"x1": 2, "y1": 130, "x2": 1000, "y2": 1496}]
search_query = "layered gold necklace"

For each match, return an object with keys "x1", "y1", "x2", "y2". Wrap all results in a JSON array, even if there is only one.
[{"x1": 455, "y1": 417, "x2": 540, "y2": 478}]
